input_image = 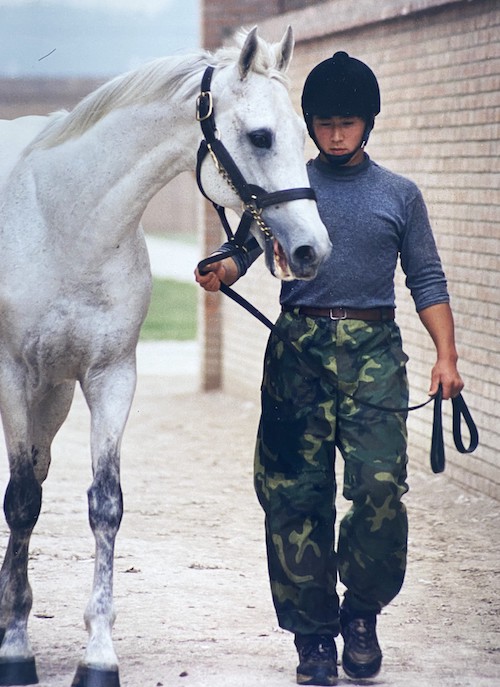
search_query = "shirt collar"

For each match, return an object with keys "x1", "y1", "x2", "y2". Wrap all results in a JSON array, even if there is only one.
[{"x1": 311, "y1": 152, "x2": 371, "y2": 178}]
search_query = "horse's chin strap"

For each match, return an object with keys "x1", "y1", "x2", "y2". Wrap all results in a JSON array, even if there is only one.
[{"x1": 195, "y1": 66, "x2": 316, "y2": 260}]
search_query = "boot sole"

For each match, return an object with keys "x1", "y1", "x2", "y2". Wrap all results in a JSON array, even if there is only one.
[
  {"x1": 297, "y1": 671, "x2": 338, "y2": 686},
  {"x1": 342, "y1": 657, "x2": 381, "y2": 680}
]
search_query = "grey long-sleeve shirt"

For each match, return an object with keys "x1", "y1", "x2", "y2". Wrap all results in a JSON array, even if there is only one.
[{"x1": 226, "y1": 154, "x2": 449, "y2": 313}]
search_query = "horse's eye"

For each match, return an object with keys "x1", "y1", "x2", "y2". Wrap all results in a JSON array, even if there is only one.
[{"x1": 248, "y1": 129, "x2": 273, "y2": 149}]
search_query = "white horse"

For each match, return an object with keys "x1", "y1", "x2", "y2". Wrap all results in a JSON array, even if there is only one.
[{"x1": 0, "y1": 27, "x2": 330, "y2": 687}]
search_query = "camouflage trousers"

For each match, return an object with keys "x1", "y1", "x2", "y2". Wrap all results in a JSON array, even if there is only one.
[{"x1": 254, "y1": 310, "x2": 410, "y2": 636}]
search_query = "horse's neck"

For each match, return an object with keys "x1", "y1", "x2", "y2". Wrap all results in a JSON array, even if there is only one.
[
  {"x1": 31, "y1": 98, "x2": 198, "y2": 242},
  {"x1": 0, "y1": 116, "x2": 50, "y2": 191},
  {"x1": 101, "y1": 100, "x2": 197, "y2": 196}
]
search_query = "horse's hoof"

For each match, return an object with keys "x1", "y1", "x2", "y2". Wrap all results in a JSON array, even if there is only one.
[
  {"x1": 0, "y1": 657, "x2": 38, "y2": 685},
  {"x1": 71, "y1": 664, "x2": 120, "y2": 687}
]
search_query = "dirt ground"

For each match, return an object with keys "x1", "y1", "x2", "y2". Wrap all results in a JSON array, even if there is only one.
[{"x1": 0, "y1": 342, "x2": 498, "y2": 687}]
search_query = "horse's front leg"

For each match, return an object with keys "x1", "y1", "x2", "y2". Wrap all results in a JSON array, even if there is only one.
[{"x1": 72, "y1": 360, "x2": 137, "y2": 687}]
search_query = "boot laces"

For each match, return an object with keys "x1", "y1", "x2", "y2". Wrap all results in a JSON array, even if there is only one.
[
  {"x1": 300, "y1": 638, "x2": 336, "y2": 662},
  {"x1": 349, "y1": 618, "x2": 378, "y2": 652}
]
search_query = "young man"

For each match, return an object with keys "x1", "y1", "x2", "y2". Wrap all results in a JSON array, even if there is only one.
[{"x1": 195, "y1": 51, "x2": 463, "y2": 685}]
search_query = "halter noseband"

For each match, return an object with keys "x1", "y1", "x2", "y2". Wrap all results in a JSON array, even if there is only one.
[{"x1": 195, "y1": 66, "x2": 317, "y2": 267}]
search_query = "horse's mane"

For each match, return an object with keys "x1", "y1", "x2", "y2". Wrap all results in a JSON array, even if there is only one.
[{"x1": 29, "y1": 30, "x2": 290, "y2": 151}]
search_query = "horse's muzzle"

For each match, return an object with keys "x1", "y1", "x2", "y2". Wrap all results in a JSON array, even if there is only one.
[{"x1": 267, "y1": 239, "x2": 325, "y2": 281}]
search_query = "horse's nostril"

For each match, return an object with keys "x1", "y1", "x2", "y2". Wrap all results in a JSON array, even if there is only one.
[{"x1": 294, "y1": 245, "x2": 317, "y2": 264}]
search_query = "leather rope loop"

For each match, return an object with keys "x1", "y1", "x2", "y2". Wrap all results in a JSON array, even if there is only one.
[
  {"x1": 451, "y1": 393, "x2": 479, "y2": 454},
  {"x1": 430, "y1": 386, "x2": 479, "y2": 473},
  {"x1": 431, "y1": 385, "x2": 445, "y2": 473},
  {"x1": 200, "y1": 282, "x2": 479, "y2": 474}
]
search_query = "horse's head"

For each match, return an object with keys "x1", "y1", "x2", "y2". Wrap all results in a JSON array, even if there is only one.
[{"x1": 197, "y1": 27, "x2": 331, "y2": 281}]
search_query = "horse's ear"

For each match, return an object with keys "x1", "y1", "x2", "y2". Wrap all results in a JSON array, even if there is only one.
[
  {"x1": 277, "y1": 25, "x2": 294, "y2": 72},
  {"x1": 238, "y1": 26, "x2": 259, "y2": 79}
]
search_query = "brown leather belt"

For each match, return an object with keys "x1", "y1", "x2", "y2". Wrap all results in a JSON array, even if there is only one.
[{"x1": 283, "y1": 306, "x2": 395, "y2": 321}]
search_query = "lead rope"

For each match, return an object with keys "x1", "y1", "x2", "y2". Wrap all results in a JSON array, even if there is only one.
[
  {"x1": 194, "y1": 66, "x2": 478, "y2": 473},
  {"x1": 198, "y1": 270, "x2": 479, "y2": 474}
]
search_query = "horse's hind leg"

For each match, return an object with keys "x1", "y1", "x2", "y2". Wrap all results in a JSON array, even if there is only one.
[
  {"x1": 72, "y1": 361, "x2": 136, "y2": 687},
  {"x1": 30, "y1": 381, "x2": 76, "y2": 484},
  {"x1": 0, "y1": 381, "x2": 75, "y2": 686}
]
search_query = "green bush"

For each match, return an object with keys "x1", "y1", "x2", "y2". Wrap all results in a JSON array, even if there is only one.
[{"x1": 140, "y1": 278, "x2": 197, "y2": 341}]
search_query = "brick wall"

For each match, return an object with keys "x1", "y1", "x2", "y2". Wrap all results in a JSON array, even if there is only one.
[
  {"x1": 202, "y1": 0, "x2": 331, "y2": 49},
  {"x1": 201, "y1": 0, "x2": 500, "y2": 499},
  {"x1": 203, "y1": 0, "x2": 280, "y2": 49}
]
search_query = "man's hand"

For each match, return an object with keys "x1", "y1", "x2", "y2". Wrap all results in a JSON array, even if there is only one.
[
  {"x1": 429, "y1": 358, "x2": 464, "y2": 400},
  {"x1": 194, "y1": 254, "x2": 240, "y2": 292}
]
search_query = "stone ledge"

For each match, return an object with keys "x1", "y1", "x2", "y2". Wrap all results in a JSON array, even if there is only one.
[{"x1": 258, "y1": 0, "x2": 473, "y2": 42}]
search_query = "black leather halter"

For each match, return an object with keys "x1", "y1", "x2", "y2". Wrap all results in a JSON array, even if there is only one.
[{"x1": 195, "y1": 66, "x2": 316, "y2": 270}]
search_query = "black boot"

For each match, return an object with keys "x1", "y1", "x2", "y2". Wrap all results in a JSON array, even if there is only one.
[
  {"x1": 294, "y1": 634, "x2": 338, "y2": 686},
  {"x1": 340, "y1": 606, "x2": 382, "y2": 679}
]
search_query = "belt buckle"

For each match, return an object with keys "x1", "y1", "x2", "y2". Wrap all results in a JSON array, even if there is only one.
[{"x1": 329, "y1": 307, "x2": 347, "y2": 320}]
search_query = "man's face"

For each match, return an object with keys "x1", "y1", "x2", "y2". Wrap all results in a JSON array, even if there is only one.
[{"x1": 312, "y1": 115, "x2": 366, "y2": 166}]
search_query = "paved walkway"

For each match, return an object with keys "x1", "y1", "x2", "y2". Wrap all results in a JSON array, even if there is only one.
[
  {"x1": 139, "y1": 235, "x2": 200, "y2": 384},
  {"x1": 3, "y1": 357, "x2": 497, "y2": 687},
  {"x1": 0, "y1": 235, "x2": 497, "y2": 686}
]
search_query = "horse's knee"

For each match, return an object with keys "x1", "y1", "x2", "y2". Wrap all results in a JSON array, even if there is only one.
[
  {"x1": 87, "y1": 465, "x2": 123, "y2": 533},
  {"x1": 3, "y1": 461, "x2": 42, "y2": 533}
]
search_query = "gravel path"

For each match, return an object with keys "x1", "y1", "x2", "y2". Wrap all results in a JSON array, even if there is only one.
[{"x1": 0, "y1": 356, "x2": 497, "y2": 687}]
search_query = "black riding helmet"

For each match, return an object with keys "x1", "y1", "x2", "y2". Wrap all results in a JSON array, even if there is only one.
[{"x1": 301, "y1": 51, "x2": 380, "y2": 166}]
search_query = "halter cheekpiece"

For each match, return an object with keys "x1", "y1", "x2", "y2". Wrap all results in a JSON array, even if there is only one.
[{"x1": 195, "y1": 65, "x2": 317, "y2": 272}]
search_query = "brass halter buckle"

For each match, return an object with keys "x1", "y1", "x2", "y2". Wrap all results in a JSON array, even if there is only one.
[{"x1": 196, "y1": 91, "x2": 213, "y2": 121}]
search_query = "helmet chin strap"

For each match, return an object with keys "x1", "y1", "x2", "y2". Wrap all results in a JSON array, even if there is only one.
[{"x1": 322, "y1": 148, "x2": 360, "y2": 167}]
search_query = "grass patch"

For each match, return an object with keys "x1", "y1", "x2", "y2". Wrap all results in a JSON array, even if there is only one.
[{"x1": 140, "y1": 277, "x2": 197, "y2": 341}]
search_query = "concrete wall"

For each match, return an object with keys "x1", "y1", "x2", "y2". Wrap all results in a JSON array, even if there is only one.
[{"x1": 200, "y1": 0, "x2": 500, "y2": 499}]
